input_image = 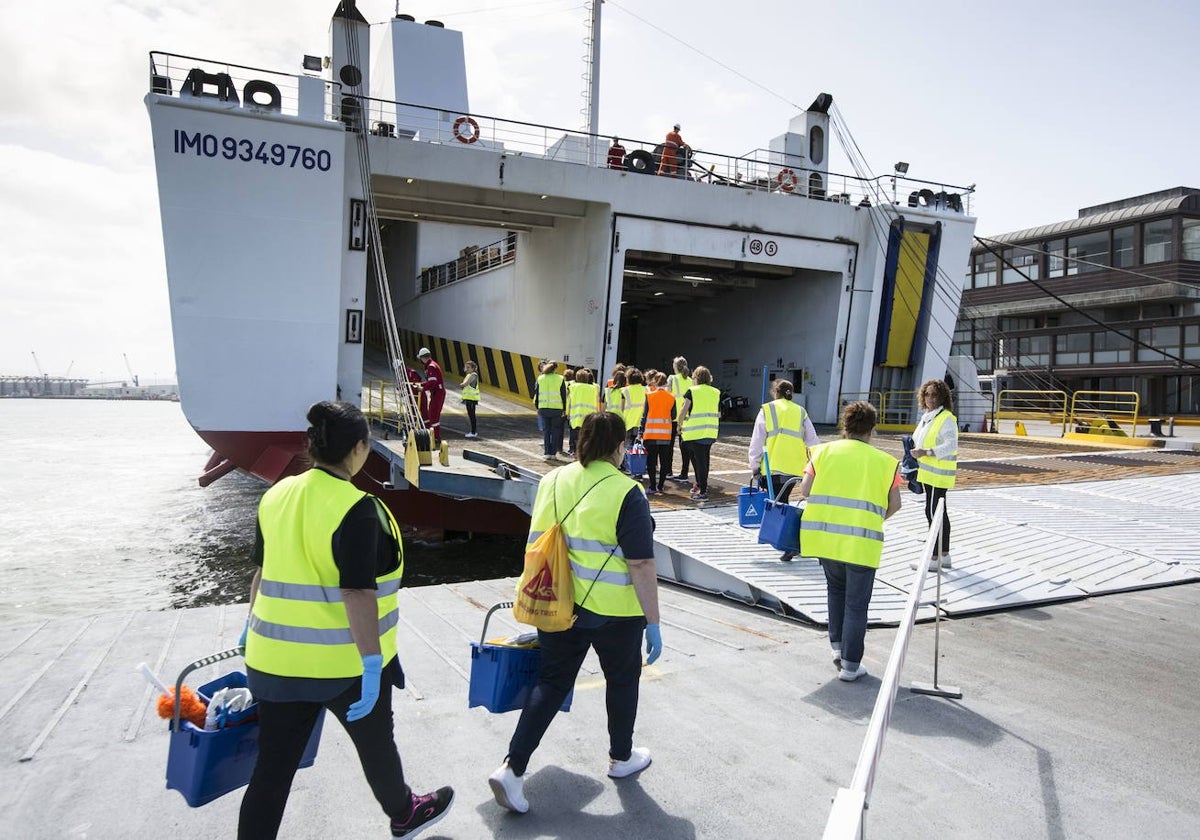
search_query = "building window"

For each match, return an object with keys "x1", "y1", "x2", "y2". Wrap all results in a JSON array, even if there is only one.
[
  {"x1": 1143, "y1": 219, "x2": 1174, "y2": 263},
  {"x1": 1185, "y1": 324, "x2": 1200, "y2": 361},
  {"x1": 1112, "y1": 226, "x2": 1135, "y2": 268},
  {"x1": 973, "y1": 252, "x2": 997, "y2": 287},
  {"x1": 1046, "y1": 239, "x2": 1065, "y2": 278},
  {"x1": 1055, "y1": 332, "x2": 1091, "y2": 365},
  {"x1": 1001, "y1": 246, "x2": 1038, "y2": 283},
  {"x1": 1066, "y1": 230, "x2": 1110, "y2": 275},
  {"x1": 1137, "y1": 325, "x2": 1180, "y2": 362},
  {"x1": 1182, "y1": 218, "x2": 1200, "y2": 261},
  {"x1": 1016, "y1": 335, "x2": 1049, "y2": 368},
  {"x1": 1093, "y1": 330, "x2": 1132, "y2": 364}
]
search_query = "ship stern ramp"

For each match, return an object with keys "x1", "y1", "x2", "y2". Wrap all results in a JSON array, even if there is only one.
[{"x1": 650, "y1": 471, "x2": 1200, "y2": 626}]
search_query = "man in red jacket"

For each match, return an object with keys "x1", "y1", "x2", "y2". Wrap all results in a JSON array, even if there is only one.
[{"x1": 417, "y1": 347, "x2": 446, "y2": 444}]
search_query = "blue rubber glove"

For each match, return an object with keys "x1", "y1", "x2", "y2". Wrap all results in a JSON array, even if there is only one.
[
  {"x1": 644, "y1": 624, "x2": 662, "y2": 665},
  {"x1": 346, "y1": 654, "x2": 384, "y2": 722},
  {"x1": 237, "y1": 618, "x2": 249, "y2": 650}
]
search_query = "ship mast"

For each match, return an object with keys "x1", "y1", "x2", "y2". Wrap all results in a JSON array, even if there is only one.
[{"x1": 582, "y1": 0, "x2": 602, "y2": 164}]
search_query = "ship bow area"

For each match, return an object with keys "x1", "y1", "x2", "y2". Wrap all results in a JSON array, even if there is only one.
[{"x1": 146, "y1": 93, "x2": 348, "y2": 452}]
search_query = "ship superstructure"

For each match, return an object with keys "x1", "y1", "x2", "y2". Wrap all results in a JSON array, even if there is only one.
[{"x1": 145, "y1": 2, "x2": 976, "y2": 532}]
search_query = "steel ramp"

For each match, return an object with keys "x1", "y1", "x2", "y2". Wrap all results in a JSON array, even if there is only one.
[{"x1": 650, "y1": 473, "x2": 1200, "y2": 626}]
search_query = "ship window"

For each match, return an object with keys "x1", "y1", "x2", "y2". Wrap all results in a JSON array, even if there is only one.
[
  {"x1": 1112, "y1": 226, "x2": 1135, "y2": 268},
  {"x1": 1182, "y1": 219, "x2": 1200, "y2": 261},
  {"x1": 1143, "y1": 219, "x2": 1173, "y2": 263},
  {"x1": 1046, "y1": 239, "x2": 1065, "y2": 278},
  {"x1": 808, "y1": 126, "x2": 825, "y2": 165},
  {"x1": 1066, "y1": 231, "x2": 1109, "y2": 275}
]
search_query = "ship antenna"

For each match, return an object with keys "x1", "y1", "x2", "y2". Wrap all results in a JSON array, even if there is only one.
[{"x1": 579, "y1": 0, "x2": 602, "y2": 165}]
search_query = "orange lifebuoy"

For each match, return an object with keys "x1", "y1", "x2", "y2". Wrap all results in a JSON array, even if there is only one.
[
  {"x1": 776, "y1": 168, "x2": 797, "y2": 192},
  {"x1": 453, "y1": 116, "x2": 480, "y2": 144}
]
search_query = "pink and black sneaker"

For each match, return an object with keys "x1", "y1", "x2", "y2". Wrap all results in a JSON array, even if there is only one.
[{"x1": 391, "y1": 787, "x2": 455, "y2": 838}]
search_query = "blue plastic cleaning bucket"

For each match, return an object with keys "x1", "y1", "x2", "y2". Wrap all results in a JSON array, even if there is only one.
[{"x1": 737, "y1": 485, "x2": 767, "y2": 527}]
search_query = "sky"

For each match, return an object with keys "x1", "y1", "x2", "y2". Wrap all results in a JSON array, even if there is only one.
[{"x1": 1, "y1": 0, "x2": 1197, "y2": 382}]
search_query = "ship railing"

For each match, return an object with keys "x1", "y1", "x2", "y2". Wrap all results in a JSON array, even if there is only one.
[
  {"x1": 357, "y1": 96, "x2": 974, "y2": 211},
  {"x1": 822, "y1": 500, "x2": 947, "y2": 840},
  {"x1": 147, "y1": 52, "x2": 339, "y2": 122},
  {"x1": 420, "y1": 234, "x2": 517, "y2": 293},
  {"x1": 364, "y1": 379, "x2": 409, "y2": 434}
]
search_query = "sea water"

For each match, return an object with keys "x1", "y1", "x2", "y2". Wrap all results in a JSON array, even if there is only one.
[{"x1": 0, "y1": 400, "x2": 521, "y2": 627}]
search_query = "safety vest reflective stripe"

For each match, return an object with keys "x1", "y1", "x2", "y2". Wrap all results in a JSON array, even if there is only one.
[
  {"x1": 250, "y1": 609, "x2": 401, "y2": 645},
  {"x1": 800, "y1": 520, "x2": 885, "y2": 543},
  {"x1": 568, "y1": 383, "x2": 599, "y2": 428},
  {"x1": 799, "y1": 439, "x2": 896, "y2": 569},
  {"x1": 764, "y1": 400, "x2": 809, "y2": 474},
  {"x1": 525, "y1": 461, "x2": 643, "y2": 616},
  {"x1": 537, "y1": 373, "x2": 565, "y2": 409},
  {"x1": 258, "y1": 578, "x2": 402, "y2": 602},
  {"x1": 622, "y1": 385, "x2": 646, "y2": 431},
  {"x1": 682, "y1": 385, "x2": 720, "y2": 441},
  {"x1": 461, "y1": 376, "x2": 479, "y2": 401},
  {"x1": 916, "y1": 410, "x2": 958, "y2": 489},
  {"x1": 247, "y1": 469, "x2": 402, "y2": 677},
  {"x1": 643, "y1": 389, "x2": 675, "y2": 440},
  {"x1": 668, "y1": 375, "x2": 693, "y2": 400},
  {"x1": 569, "y1": 558, "x2": 632, "y2": 586},
  {"x1": 805, "y1": 494, "x2": 886, "y2": 517},
  {"x1": 527, "y1": 531, "x2": 626, "y2": 559}
]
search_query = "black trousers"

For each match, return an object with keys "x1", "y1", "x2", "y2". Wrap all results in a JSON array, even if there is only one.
[
  {"x1": 646, "y1": 440, "x2": 671, "y2": 490},
  {"x1": 922, "y1": 483, "x2": 951, "y2": 554},
  {"x1": 507, "y1": 617, "x2": 646, "y2": 776},
  {"x1": 464, "y1": 399, "x2": 477, "y2": 434},
  {"x1": 238, "y1": 680, "x2": 409, "y2": 839},
  {"x1": 683, "y1": 439, "x2": 713, "y2": 493}
]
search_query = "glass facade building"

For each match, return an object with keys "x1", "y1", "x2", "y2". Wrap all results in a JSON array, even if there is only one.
[{"x1": 957, "y1": 188, "x2": 1200, "y2": 415}]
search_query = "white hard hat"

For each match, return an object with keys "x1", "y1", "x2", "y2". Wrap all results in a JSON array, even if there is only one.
[
  {"x1": 673, "y1": 123, "x2": 680, "y2": 131},
  {"x1": 417, "y1": 347, "x2": 431, "y2": 358}
]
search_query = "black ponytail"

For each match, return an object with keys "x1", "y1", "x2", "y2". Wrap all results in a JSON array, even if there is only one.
[{"x1": 306, "y1": 401, "x2": 369, "y2": 465}]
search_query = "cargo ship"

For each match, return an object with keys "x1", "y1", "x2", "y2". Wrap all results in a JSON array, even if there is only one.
[{"x1": 144, "y1": 1, "x2": 977, "y2": 534}]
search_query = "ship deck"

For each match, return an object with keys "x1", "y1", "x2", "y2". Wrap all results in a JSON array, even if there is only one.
[
  {"x1": 2, "y1": 564, "x2": 1197, "y2": 838},
  {"x1": 391, "y1": 386, "x2": 1200, "y2": 624}
]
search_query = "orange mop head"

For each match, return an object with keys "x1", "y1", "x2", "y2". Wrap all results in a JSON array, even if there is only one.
[
  {"x1": 156, "y1": 686, "x2": 208, "y2": 729},
  {"x1": 139, "y1": 663, "x2": 208, "y2": 728}
]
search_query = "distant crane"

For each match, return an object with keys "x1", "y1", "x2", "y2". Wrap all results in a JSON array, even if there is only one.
[
  {"x1": 63, "y1": 360, "x2": 74, "y2": 378},
  {"x1": 123, "y1": 353, "x2": 140, "y2": 387},
  {"x1": 31, "y1": 351, "x2": 45, "y2": 377}
]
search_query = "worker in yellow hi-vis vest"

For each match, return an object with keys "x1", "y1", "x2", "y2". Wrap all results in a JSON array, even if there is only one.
[
  {"x1": 241, "y1": 401, "x2": 453, "y2": 838},
  {"x1": 797, "y1": 401, "x2": 902, "y2": 682},
  {"x1": 909, "y1": 379, "x2": 959, "y2": 571}
]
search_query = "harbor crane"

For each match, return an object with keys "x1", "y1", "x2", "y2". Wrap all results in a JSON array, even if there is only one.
[
  {"x1": 123, "y1": 353, "x2": 140, "y2": 387},
  {"x1": 31, "y1": 351, "x2": 45, "y2": 377}
]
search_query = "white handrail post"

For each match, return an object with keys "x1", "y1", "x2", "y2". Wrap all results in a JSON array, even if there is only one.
[{"x1": 910, "y1": 498, "x2": 963, "y2": 700}]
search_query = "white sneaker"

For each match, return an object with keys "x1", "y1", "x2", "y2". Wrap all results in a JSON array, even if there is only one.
[
  {"x1": 607, "y1": 747, "x2": 652, "y2": 778},
  {"x1": 910, "y1": 554, "x2": 952, "y2": 571},
  {"x1": 488, "y1": 761, "x2": 529, "y2": 814},
  {"x1": 838, "y1": 664, "x2": 869, "y2": 682},
  {"x1": 464, "y1": 432, "x2": 478, "y2": 439}
]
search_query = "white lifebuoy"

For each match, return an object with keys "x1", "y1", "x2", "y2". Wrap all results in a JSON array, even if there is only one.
[
  {"x1": 776, "y1": 168, "x2": 798, "y2": 193},
  {"x1": 453, "y1": 116, "x2": 480, "y2": 144}
]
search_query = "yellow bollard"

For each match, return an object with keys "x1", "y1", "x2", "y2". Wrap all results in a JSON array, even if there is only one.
[{"x1": 1015, "y1": 420, "x2": 1027, "y2": 436}]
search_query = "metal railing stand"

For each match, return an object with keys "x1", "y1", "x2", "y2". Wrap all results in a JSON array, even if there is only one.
[{"x1": 909, "y1": 547, "x2": 962, "y2": 700}]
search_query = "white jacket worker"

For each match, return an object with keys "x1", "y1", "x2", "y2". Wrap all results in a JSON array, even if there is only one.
[{"x1": 748, "y1": 379, "x2": 820, "y2": 560}]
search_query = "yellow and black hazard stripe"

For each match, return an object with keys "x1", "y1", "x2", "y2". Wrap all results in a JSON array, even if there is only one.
[{"x1": 398, "y1": 329, "x2": 541, "y2": 401}]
